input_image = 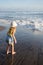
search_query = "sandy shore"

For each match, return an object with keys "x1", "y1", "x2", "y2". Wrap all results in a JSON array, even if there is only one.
[
  {"x1": 0, "y1": 25, "x2": 43, "y2": 65},
  {"x1": 0, "y1": 26, "x2": 6, "y2": 31}
]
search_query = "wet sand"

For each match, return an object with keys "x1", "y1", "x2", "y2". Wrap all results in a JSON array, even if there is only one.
[
  {"x1": 0, "y1": 26, "x2": 43, "y2": 65},
  {"x1": 0, "y1": 26, "x2": 5, "y2": 31}
]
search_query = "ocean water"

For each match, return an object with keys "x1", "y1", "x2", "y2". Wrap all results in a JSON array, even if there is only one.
[
  {"x1": 0, "y1": 11, "x2": 43, "y2": 65},
  {"x1": 0, "y1": 11, "x2": 43, "y2": 31}
]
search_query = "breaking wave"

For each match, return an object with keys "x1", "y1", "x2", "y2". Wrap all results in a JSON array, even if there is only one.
[
  {"x1": 0, "y1": 17, "x2": 43, "y2": 32},
  {"x1": 15, "y1": 18, "x2": 43, "y2": 32},
  {"x1": 0, "y1": 11, "x2": 43, "y2": 32}
]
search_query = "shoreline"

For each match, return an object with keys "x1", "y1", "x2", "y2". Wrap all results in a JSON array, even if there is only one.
[{"x1": 0, "y1": 26, "x2": 6, "y2": 31}]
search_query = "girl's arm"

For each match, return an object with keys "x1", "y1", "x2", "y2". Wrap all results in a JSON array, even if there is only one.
[{"x1": 13, "y1": 36, "x2": 17, "y2": 43}]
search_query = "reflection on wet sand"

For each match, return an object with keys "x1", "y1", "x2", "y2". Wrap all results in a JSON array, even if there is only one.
[
  {"x1": 6, "y1": 54, "x2": 15, "y2": 65},
  {"x1": 0, "y1": 26, "x2": 43, "y2": 65},
  {"x1": 11, "y1": 55, "x2": 15, "y2": 65},
  {"x1": 0, "y1": 53, "x2": 15, "y2": 65}
]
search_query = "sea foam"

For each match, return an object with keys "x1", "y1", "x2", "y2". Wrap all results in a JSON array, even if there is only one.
[
  {"x1": 15, "y1": 18, "x2": 43, "y2": 32},
  {"x1": 0, "y1": 18, "x2": 43, "y2": 32}
]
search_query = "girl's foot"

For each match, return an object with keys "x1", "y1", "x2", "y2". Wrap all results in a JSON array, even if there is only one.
[
  {"x1": 7, "y1": 51, "x2": 11, "y2": 54},
  {"x1": 12, "y1": 52, "x2": 16, "y2": 55}
]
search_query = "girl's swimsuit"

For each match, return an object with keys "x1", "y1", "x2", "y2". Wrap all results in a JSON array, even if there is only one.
[{"x1": 6, "y1": 35, "x2": 14, "y2": 45}]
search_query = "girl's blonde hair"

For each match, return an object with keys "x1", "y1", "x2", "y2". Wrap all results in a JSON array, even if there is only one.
[{"x1": 7, "y1": 27, "x2": 16, "y2": 37}]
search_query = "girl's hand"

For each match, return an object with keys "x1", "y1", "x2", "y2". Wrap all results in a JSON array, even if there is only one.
[
  {"x1": 14, "y1": 36, "x2": 17, "y2": 44},
  {"x1": 15, "y1": 39, "x2": 17, "y2": 44}
]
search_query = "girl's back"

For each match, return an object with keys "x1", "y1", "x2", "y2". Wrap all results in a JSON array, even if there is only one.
[{"x1": 7, "y1": 27, "x2": 16, "y2": 37}]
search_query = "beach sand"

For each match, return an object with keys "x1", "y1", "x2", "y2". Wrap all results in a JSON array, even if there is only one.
[
  {"x1": 0, "y1": 26, "x2": 6, "y2": 31},
  {"x1": 0, "y1": 24, "x2": 43, "y2": 65}
]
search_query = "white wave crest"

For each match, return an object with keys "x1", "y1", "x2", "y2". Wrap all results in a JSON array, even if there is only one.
[
  {"x1": 0, "y1": 18, "x2": 43, "y2": 32},
  {"x1": 15, "y1": 18, "x2": 43, "y2": 32}
]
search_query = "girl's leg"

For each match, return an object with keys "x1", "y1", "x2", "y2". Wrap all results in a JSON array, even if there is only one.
[
  {"x1": 6, "y1": 45, "x2": 9, "y2": 54},
  {"x1": 6, "y1": 44, "x2": 11, "y2": 54},
  {"x1": 11, "y1": 43, "x2": 16, "y2": 55}
]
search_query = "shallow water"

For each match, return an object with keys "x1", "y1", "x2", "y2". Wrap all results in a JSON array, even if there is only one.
[{"x1": 0, "y1": 24, "x2": 43, "y2": 65}]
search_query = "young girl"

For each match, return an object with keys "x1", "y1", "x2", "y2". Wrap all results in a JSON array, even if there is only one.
[{"x1": 6, "y1": 21, "x2": 17, "y2": 55}]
